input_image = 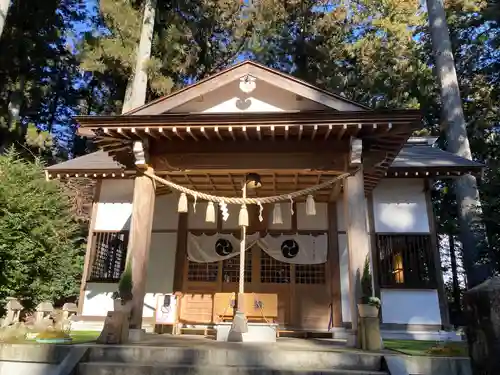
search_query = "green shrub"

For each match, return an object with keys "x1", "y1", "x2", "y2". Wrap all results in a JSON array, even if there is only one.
[{"x1": 0, "y1": 149, "x2": 85, "y2": 316}]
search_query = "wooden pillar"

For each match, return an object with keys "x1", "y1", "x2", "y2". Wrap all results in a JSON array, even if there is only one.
[
  {"x1": 366, "y1": 194, "x2": 382, "y2": 322},
  {"x1": 343, "y1": 168, "x2": 371, "y2": 347},
  {"x1": 425, "y1": 182, "x2": 451, "y2": 329},
  {"x1": 327, "y1": 202, "x2": 342, "y2": 328},
  {"x1": 172, "y1": 212, "x2": 188, "y2": 292},
  {"x1": 127, "y1": 167, "x2": 156, "y2": 329}
]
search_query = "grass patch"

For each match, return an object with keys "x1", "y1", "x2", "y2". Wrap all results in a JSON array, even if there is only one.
[
  {"x1": 69, "y1": 330, "x2": 100, "y2": 344},
  {"x1": 384, "y1": 339, "x2": 468, "y2": 357},
  {"x1": 1, "y1": 330, "x2": 100, "y2": 345}
]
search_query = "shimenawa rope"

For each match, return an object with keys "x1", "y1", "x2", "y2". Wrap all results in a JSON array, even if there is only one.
[{"x1": 144, "y1": 169, "x2": 358, "y2": 205}]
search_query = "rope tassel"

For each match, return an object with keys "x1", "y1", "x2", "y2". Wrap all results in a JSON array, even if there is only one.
[
  {"x1": 178, "y1": 193, "x2": 188, "y2": 213},
  {"x1": 306, "y1": 194, "x2": 316, "y2": 216},
  {"x1": 239, "y1": 204, "x2": 249, "y2": 227},
  {"x1": 273, "y1": 203, "x2": 283, "y2": 225},
  {"x1": 205, "y1": 202, "x2": 216, "y2": 223}
]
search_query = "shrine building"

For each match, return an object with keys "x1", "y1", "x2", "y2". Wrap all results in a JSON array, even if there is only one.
[{"x1": 46, "y1": 61, "x2": 483, "y2": 339}]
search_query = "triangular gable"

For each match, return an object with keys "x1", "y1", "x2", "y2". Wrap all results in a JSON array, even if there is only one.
[{"x1": 126, "y1": 60, "x2": 369, "y2": 116}]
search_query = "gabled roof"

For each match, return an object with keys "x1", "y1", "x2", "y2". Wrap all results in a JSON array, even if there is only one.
[{"x1": 125, "y1": 60, "x2": 370, "y2": 115}]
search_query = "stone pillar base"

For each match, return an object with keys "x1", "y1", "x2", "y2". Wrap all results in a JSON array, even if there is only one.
[
  {"x1": 360, "y1": 317, "x2": 382, "y2": 351},
  {"x1": 128, "y1": 328, "x2": 146, "y2": 342},
  {"x1": 217, "y1": 322, "x2": 277, "y2": 342},
  {"x1": 345, "y1": 330, "x2": 358, "y2": 347}
]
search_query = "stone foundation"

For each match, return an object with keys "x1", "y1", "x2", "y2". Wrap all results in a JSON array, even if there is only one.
[{"x1": 215, "y1": 322, "x2": 278, "y2": 342}]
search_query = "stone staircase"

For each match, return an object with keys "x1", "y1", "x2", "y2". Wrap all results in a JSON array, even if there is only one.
[{"x1": 77, "y1": 344, "x2": 389, "y2": 375}]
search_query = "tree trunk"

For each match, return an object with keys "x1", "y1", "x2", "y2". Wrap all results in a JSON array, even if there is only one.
[
  {"x1": 8, "y1": 75, "x2": 26, "y2": 134},
  {"x1": 0, "y1": 0, "x2": 10, "y2": 39},
  {"x1": 425, "y1": 0, "x2": 491, "y2": 288},
  {"x1": 121, "y1": 0, "x2": 156, "y2": 114},
  {"x1": 449, "y1": 234, "x2": 461, "y2": 314}
]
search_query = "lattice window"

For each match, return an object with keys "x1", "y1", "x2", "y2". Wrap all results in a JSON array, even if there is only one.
[
  {"x1": 89, "y1": 231, "x2": 129, "y2": 282},
  {"x1": 295, "y1": 263, "x2": 326, "y2": 284},
  {"x1": 376, "y1": 234, "x2": 437, "y2": 289},
  {"x1": 187, "y1": 261, "x2": 218, "y2": 282},
  {"x1": 260, "y1": 251, "x2": 290, "y2": 284},
  {"x1": 222, "y1": 249, "x2": 252, "y2": 283}
]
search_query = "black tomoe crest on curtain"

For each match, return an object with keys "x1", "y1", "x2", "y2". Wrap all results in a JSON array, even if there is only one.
[
  {"x1": 215, "y1": 238, "x2": 233, "y2": 256},
  {"x1": 281, "y1": 239, "x2": 300, "y2": 259}
]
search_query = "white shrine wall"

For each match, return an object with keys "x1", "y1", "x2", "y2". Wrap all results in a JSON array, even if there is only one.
[{"x1": 336, "y1": 178, "x2": 442, "y2": 327}]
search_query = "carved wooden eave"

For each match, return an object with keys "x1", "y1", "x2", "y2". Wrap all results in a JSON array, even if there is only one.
[{"x1": 74, "y1": 109, "x2": 421, "y2": 194}]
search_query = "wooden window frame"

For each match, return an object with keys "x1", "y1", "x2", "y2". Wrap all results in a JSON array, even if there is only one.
[
  {"x1": 260, "y1": 251, "x2": 291, "y2": 284},
  {"x1": 183, "y1": 239, "x2": 329, "y2": 286},
  {"x1": 88, "y1": 230, "x2": 130, "y2": 283},
  {"x1": 222, "y1": 249, "x2": 252, "y2": 283},
  {"x1": 186, "y1": 261, "x2": 219, "y2": 282},
  {"x1": 294, "y1": 263, "x2": 326, "y2": 285},
  {"x1": 375, "y1": 233, "x2": 438, "y2": 290}
]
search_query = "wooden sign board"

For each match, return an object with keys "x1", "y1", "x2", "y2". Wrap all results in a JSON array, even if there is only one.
[{"x1": 155, "y1": 294, "x2": 178, "y2": 325}]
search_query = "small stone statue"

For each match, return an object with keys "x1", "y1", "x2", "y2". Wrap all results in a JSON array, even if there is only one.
[{"x1": 0, "y1": 298, "x2": 23, "y2": 327}]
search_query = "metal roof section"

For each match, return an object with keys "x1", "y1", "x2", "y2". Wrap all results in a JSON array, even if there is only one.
[{"x1": 392, "y1": 142, "x2": 483, "y2": 169}]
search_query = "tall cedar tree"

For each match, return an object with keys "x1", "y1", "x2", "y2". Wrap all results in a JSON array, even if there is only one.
[
  {"x1": 0, "y1": 0, "x2": 87, "y2": 156},
  {"x1": 80, "y1": 0, "x2": 252, "y2": 115}
]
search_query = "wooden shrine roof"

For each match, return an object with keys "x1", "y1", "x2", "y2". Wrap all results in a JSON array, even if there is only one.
[
  {"x1": 122, "y1": 60, "x2": 371, "y2": 115},
  {"x1": 46, "y1": 139, "x2": 484, "y2": 200},
  {"x1": 50, "y1": 60, "x2": 481, "y2": 198}
]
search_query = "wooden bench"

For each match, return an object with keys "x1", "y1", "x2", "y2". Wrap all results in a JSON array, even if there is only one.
[{"x1": 214, "y1": 293, "x2": 278, "y2": 323}]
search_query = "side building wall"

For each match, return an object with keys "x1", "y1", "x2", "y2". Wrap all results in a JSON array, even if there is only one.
[
  {"x1": 81, "y1": 179, "x2": 179, "y2": 318},
  {"x1": 337, "y1": 178, "x2": 444, "y2": 328}
]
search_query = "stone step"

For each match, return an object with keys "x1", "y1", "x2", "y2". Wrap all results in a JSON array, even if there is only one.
[
  {"x1": 85, "y1": 346, "x2": 383, "y2": 371},
  {"x1": 78, "y1": 362, "x2": 389, "y2": 375}
]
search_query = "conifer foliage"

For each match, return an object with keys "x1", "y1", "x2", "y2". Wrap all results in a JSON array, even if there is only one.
[{"x1": 0, "y1": 149, "x2": 84, "y2": 314}]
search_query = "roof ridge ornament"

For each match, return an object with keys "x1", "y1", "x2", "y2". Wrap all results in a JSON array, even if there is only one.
[{"x1": 239, "y1": 74, "x2": 256, "y2": 94}]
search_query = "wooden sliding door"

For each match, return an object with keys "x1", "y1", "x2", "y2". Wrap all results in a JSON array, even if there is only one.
[{"x1": 181, "y1": 245, "x2": 332, "y2": 330}]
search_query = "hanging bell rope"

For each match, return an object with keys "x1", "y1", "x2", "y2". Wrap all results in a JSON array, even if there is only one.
[{"x1": 144, "y1": 169, "x2": 357, "y2": 205}]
